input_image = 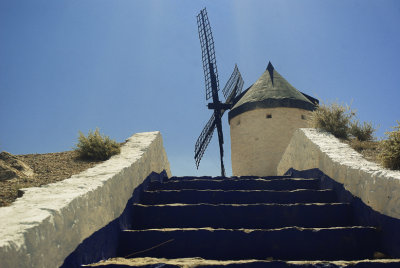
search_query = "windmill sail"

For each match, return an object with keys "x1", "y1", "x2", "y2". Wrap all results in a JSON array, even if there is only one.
[
  {"x1": 194, "y1": 65, "x2": 244, "y2": 170},
  {"x1": 196, "y1": 8, "x2": 225, "y2": 176},
  {"x1": 194, "y1": 114, "x2": 216, "y2": 168},
  {"x1": 197, "y1": 8, "x2": 220, "y2": 101},
  {"x1": 223, "y1": 64, "x2": 244, "y2": 103},
  {"x1": 195, "y1": 8, "x2": 245, "y2": 176}
]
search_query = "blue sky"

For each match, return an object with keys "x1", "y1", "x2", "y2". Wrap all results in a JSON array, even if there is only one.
[{"x1": 1, "y1": 0, "x2": 399, "y2": 177}]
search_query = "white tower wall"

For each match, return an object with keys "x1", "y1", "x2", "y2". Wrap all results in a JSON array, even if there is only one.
[{"x1": 230, "y1": 107, "x2": 311, "y2": 176}]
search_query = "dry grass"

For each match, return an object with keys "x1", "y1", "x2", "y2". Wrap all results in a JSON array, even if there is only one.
[{"x1": 346, "y1": 139, "x2": 381, "y2": 164}]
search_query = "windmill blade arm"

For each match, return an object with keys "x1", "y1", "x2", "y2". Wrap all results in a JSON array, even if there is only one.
[
  {"x1": 222, "y1": 64, "x2": 244, "y2": 102},
  {"x1": 194, "y1": 114, "x2": 216, "y2": 168},
  {"x1": 197, "y1": 8, "x2": 220, "y2": 101}
]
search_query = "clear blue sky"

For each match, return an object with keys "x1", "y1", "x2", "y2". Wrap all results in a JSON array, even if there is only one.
[{"x1": 1, "y1": 0, "x2": 399, "y2": 177}]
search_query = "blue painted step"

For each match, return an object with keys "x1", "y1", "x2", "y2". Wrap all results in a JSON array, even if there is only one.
[
  {"x1": 139, "y1": 189, "x2": 337, "y2": 205},
  {"x1": 147, "y1": 178, "x2": 320, "y2": 191},
  {"x1": 83, "y1": 174, "x2": 396, "y2": 267},
  {"x1": 117, "y1": 226, "x2": 378, "y2": 261},
  {"x1": 131, "y1": 203, "x2": 353, "y2": 229}
]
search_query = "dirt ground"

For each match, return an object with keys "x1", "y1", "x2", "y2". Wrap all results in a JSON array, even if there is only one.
[{"x1": 0, "y1": 151, "x2": 103, "y2": 207}]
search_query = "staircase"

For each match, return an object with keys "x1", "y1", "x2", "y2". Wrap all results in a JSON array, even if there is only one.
[{"x1": 85, "y1": 175, "x2": 400, "y2": 267}]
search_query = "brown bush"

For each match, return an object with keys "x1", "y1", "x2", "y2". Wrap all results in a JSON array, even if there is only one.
[
  {"x1": 378, "y1": 121, "x2": 400, "y2": 170},
  {"x1": 308, "y1": 102, "x2": 354, "y2": 139},
  {"x1": 349, "y1": 120, "x2": 376, "y2": 141},
  {"x1": 75, "y1": 128, "x2": 120, "y2": 161}
]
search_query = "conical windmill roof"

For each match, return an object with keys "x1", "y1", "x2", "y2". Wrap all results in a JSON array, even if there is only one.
[{"x1": 228, "y1": 62, "x2": 317, "y2": 122}]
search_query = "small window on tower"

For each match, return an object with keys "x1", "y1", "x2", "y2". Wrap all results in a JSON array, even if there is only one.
[
  {"x1": 301, "y1": 115, "x2": 306, "y2": 120},
  {"x1": 266, "y1": 114, "x2": 272, "y2": 119}
]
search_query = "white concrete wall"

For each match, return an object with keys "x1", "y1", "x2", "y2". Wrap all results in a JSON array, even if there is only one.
[
  {"x1": 0, "y1": 131, "x2": 171, "y2": 268},
  {"x1": 230, "y1": 107, "x2": 311, "y2": 176},
  {"x1": 278, "y1": 128, "x2": 400, "y2": 220}
]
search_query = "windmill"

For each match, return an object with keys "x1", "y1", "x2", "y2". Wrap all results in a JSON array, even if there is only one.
[{"x1": 194, "y1": 8, "x2": 244, "y2": 177}]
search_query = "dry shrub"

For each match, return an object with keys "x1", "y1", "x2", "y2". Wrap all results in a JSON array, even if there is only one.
[
  {"x1": 309, "y1": 101, "x2": 376, "y2": 142},
  {"x1": 349, "y1": 120, "x2": 375, "y2": 141},
  {"x1": 378, "y1": 121, "x2": 400, "y2": 170},
  {"x1": 349, "y1": 139, "x2": 377, "y2": 152},
  {"x1": 75, "y1": 128, "x2": 120, "y2": 161},
  {"x1": 309, "y1": 102, "x2": 354, "y2": 139},
  {"x1": 348, "y1": 139, "x2": 380, "y2": 163}
]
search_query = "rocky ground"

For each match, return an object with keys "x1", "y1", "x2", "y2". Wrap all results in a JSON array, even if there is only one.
[{"x1": 0, "y1": 151, "x2": 103, "y2": 207}]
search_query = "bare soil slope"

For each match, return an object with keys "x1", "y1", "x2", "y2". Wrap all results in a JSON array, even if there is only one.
[{"x1": 0, "y1": 151, "x2": 102, "y2": 207}]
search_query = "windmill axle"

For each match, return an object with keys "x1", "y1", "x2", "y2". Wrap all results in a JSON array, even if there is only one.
[{"x1": 207, "y1": 102, "x2": 232, "y2": 110}]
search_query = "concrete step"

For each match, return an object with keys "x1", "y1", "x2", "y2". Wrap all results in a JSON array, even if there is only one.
[
  {"x1": 117, "y1": 226, "x2": 379, "y2": 261},
  {"x1": 84, "y1": 257, "x2": 400, "y2": 267},
  {"x1": 139, "y1": 189, "x2": 337, "y2": 205},
  {"x1": 167, "y1": 175, "x2": 292, "y2": 181},
  {"x1": 131, "y1": 203, "x2": 353, "y2": 229},
  {"x1": 147, "y1": 178, "x2": 320, "y2": 191}
]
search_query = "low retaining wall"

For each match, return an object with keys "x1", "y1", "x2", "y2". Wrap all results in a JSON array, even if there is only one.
[
  {"x1": 0, "y1": 131, "x2": 171, "y2": 268},
  {"x1": 277, "y1": 128, "x2": 400, "y2": 220},
  {"x1": 283, "y1": 168, "x2": 400, "y2": 257}
]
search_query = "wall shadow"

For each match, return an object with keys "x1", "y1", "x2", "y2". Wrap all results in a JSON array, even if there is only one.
[
  {"x1": 60, "y1": 171, "x2": 168, "y2": 268},
  {"x1": 285, "y1": 168, "x2": 400, "y2": 258}
]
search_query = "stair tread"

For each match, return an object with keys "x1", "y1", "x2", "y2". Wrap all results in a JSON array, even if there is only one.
[
  {"x1": 134, "y1": 202, "x2": 349, "y2": 207},
  {"x1": 84, "y1": 257, "x2": 400, "y2": 267},
  {"x1": 117, "y1": 226, "x2": 379, "y2": 261},
  {"x1": 140, "y1": 189, "x2": 337, "y2": 205},
  {"x1": 160, "y1": 178, "x2": 318, "y2": 182},
  {"x1": 131, "y1": 202, "x2": 352, "y2": 229},
  {"x1": 148, "y1": 178, "x2": 321, "y2": 191},
  {"x1": 144, "y1": 189, "x2": 334, "y2": 193},
  {"x1": 168, "y1": 175, "x2": 294, "y2": 180},
  {"x1": 124, "y1": 226, "x2": 376, "y2": 232}
]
